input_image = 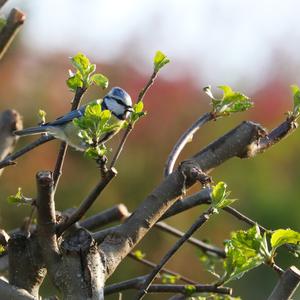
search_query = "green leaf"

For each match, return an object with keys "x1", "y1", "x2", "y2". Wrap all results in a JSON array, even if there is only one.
[
  {"x1": 84, "y1": 145, "x2": 107, "y2": 159},
  {"x1": 134, "y1": 101, "x2": 144, "y2": 113},
  {"x1": 154, "y1": 50, "x2": 170, "y2": 72},
  {"x1": 90, "y1": 73, "x2": 109, "y2": 89},
  {"x1": 204, "y1": 85, "x2": 253, "y2": 116},
  {"x1": 71, "y1": 52, "x2": 91, "y2": 75},
  {"x1": 211, "y1": 182, "x2": 236, "y2": 209},
  {"x1": 7, "y1": 187, "x2": 24, "y2": 204},
  {"x1": 271, "y1": 229, "x2": 300, "y2": 251},
  {"x1": 221, "y1": 225, "x2": 269, "y2": 284},
  {"x1": 161, "y1": 273, "x2": 180, "y2": 284},
  {"x1": 129, "y1": 101, "x2": 146, "y2": 124},
  {"x1": 291, "y1": 85, "x2": 300, "y2": 116},
  {"x1": 66, "y1": 73, "x2": 83, "y2": 92},
  {"x1": 38, "y1": 109, "x2": 46, "y2": 124},
  {"x1": 198, "y1": 249, "x2": 223, "y2": 278},
  {"x1": 0, "y1": 18, "x2": 7, "y2": 31},
  {"x1": 0, "y1": 244, "x2": 5, "y2": 254},
  {"x1": 184, "y1": 285, "x2": 196, "y2": 296},
  {"x1": 132, "y1": 250, "x2": 145, "y2": 260}
]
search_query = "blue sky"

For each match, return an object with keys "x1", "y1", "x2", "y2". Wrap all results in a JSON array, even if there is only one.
[{"x1": 3, "y1": 0, "x2": 300, "y2": 91}]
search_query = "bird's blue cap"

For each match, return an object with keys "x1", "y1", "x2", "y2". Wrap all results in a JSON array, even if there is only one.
[{"x1": 107, "y1": 87, "x2": 132, "y2": 107}]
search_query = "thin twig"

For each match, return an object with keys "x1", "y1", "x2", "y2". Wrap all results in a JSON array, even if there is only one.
[
  {"x1": 267, "y1": 266, "x2": 300, "y2": 300},
  {"x1": 0, "y1": 135, "x2": 54, "y2": 170},
  {"x1": 161, "y1": 188, "x2": 211, "y2": 220},
  {"x1": 0, "y1": 8, "x2": 25, "y2": 60},
  {"x1": 223, "y1": 206, "x2": 268, "y2": 233},
  {"x1": 135, "y1": 207, "x2": 216, "y2": 299},
  {"x1": 104, "y1": 275, "x2": 231, "y2": 296},
  {"x1": 164, "y1": 112, "x2": 213, "y2": 177},
  {"x1": 128, "y1": 253, "x2": 196, "y2": 284},
  {"x1": 109, "y1": 69, "x2": 159, "y2": 169},
  {"x1": 53, "y1": 87, "x2": 87, "y2": 192},
  {"x1": 155, "y1": 221, "x2": 225, "y2": 257},
  {"x1": 56, "y1": 168, "x2": 117, "y2": 236}
]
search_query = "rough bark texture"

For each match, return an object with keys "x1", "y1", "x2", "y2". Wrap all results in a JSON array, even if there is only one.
[{"x1": 100, "y1": 121, "x2": 264, "y2": 278}]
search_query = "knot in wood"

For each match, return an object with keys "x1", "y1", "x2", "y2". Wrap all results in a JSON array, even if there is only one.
[
  {"x1": 179, "y1": 160, "x2": 211, "y2": 185},
  {"x1": 61, "y1": 228, "x2": 94, "y2": 253}
]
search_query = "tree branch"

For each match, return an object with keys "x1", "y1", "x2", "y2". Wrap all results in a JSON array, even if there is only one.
[
  {"x1": 56, "y1": 168, "x2": 117, "y2": 235},
  {"x1": 0, "y1": 8, "x2": 25, "y2": 60},
  {"x1": 160, "y1": 188, "x2": 211, "y2": 220},
  {"x1": 109, "y1": 68, "x2": 159, "y2": 169},
  {"x1": 100, "y1": 120, "x2": 265, "y2": 278},
  {"x1": 104, "y1": 275, "x2": 231, "y2": 296},
  {"x1": 128, "y1": 253, "x2": 196, "y2": 284},
  {"x1": 81, "y1": 204, "x2": 129, "y2": 231},
  {"x1": 267, "y1": 266, "x2": 300, "y2": 300},
  {"x1": 53, "y1": 86, "x2": 87, "y2": 192},
  {"x1": 0, "y1": 109, "x2": 23, "y2": 176},
  {"x1": 0, "y1": 278, "x2": 36, "y2": 300},
  {"x1": 135, "y1": 207, "x2": 216, "y2": 299},
  {"x1": 0, "y1": 135, "x2": 54, "y2": 170},
  {"x1": 0, "y1": 0, "x2": 8, "y2": 9},
  {"x1": 155, "y1": 221, "x2": 225, "y2": 258},
  {"x1": 164, "y1": 112, "x2": 213, "y2": 177},
  {"x1": 36, "y1": 171, "x2": 60, "y2": 269}
]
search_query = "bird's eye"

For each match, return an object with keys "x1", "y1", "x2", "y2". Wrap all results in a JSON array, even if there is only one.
[{"x1": 115, "y1": 99, "x2": 125, "y2": 106}]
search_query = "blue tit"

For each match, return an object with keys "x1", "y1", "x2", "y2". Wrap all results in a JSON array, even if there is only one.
[{"x1": 14, "y1": 87, "x2": 133, "y2": 151}]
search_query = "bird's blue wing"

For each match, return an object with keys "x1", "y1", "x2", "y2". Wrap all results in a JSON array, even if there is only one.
[{"x1": 48, "y1": 105, "x2": 87, "y2": 126}]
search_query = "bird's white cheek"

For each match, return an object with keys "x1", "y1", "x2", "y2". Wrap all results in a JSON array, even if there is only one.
[{"x1": 124, "y1": 111, "x2": 131, "y2": 119}]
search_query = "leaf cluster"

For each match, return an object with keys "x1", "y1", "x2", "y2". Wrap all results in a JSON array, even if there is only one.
[
  {"x1": 211, "y1": 182, "x2": 237, "y2": 210},
  {"x1": 204, "y1": 86, "x2": 253, "y2": 116},
  {"x1": 154, "y1": 50, "x2": 170, "y2": 73},
  {"x1": 220, "y1": 226, "x2": 300, "y2": 284},
  {"x1": 73, "y1": 101, "x2": 120, "y2": 159},
  {"x1": 7, "y1": 187, "x2": 32, "y2": 205},
  {"x1": 66, "y1": 52, "x2": 108, "y2": 92}
]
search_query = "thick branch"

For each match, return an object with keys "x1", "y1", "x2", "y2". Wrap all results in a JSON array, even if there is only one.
[
  {"x1": 160, "y1": 188, "x2": 211, "y2": 220},
  {"x1": 57, "y1": 168, "x2": 117, "y2": 235},
  {"x1": 81, "y1": 204, "x2": 129, "y2": 231},
  {"x1": 267, "y1": 266, "x2": 300, "y2": 300},
  {"x1": 0, "y1": 278, "x2": 36, "y2": 300},
  {"x1": 100, "y1": 121, "x2": 265, "y2": 278},
  {"x1": 0, "y1": 8, "x2": 25, "y2": 60},
  {"x1": 36, "y1": 171, "x2": 60, "y2": 269}
]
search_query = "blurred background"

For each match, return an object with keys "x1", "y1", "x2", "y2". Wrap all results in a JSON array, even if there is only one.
[{"x1": 0, "y1": 0, "x2": 300, "y2": 299}]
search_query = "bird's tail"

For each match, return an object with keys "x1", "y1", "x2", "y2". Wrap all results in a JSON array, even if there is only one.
[{"x1": 14, "y1": 126, "x2": 48, "y2": 136}]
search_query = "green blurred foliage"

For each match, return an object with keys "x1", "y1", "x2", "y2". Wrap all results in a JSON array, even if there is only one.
[{"x1": 0, "y1": 50, "x2": 299, "y2": 299}]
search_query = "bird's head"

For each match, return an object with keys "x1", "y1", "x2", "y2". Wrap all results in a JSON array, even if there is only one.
[{"x1": 103, "y1": 87, "x2": 133, "y2": 120}]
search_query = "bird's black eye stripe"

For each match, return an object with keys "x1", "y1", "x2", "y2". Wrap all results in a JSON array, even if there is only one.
[{"x1": 115, "y1": 99, "x2": 125, "y2": 106}]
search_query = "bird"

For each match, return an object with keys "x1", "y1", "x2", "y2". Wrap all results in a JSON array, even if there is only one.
[{"x1": 14, "y1": 87, "x2": 133, "y2": 151}]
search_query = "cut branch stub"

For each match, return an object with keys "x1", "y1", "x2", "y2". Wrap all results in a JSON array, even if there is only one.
[
  {"x1": 55, "y1": 228, "x2": 105, "y2": 300},
  {"x1": 8, "y1": 233, "x2": 46, "y2": 299}
]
